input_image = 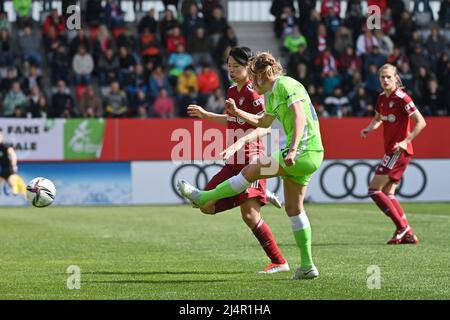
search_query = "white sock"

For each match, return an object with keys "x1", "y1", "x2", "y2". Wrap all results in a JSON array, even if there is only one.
[
  {"x1": 289, "y1": 211, "x2": 310, "y2": 231},
  {"x1": 229, "y1": 172, "x2": 251, "y2": 193}
]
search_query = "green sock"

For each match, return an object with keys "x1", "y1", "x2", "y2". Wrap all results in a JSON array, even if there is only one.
[
  {"x1": 199, "y1": 180, "x2": 239, "y2": 206},
  {"x1": 293, "y1": 227, "x2": 313, "y2": 269}
]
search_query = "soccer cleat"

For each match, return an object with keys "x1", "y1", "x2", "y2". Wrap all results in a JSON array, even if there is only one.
[
  {"x1": 387, "y1": 225, "x2": 411, "y2": 245},
  {"x1": 258, "y1": 261, "x2": 290, "y2": 274},
  {"x1": 398, "y1": 232, "x2": 419, "y2": 245},
  {"x1": 265, "y1": 190, "x2": 283, "y2": 208},
  {"x1": 177, "y1": 179, "x2": 201, "y2": 207},
  {"x1": 292, "y1": 265, "x2": 319, "y2": 280}
]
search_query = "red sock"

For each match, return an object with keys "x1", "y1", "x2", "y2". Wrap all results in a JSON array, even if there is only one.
[
  {"x1": 252, "y1": 219, "x2": 286, "y2": 264},
  {"x1": 388, "y1": 194, "x2": 410, "y2": 226},
  {"x1": 368, "y1": 189, "x2": 407, "y2": 230}
]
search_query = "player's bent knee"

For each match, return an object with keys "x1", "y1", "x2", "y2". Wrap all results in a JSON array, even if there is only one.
[{"x1": 200, "y1": 206, "x2": 216, "y2": 215}]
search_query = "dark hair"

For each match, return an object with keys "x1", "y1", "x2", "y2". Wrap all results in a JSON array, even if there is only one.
[{"x1": 228, "y1": 46, "x2": 253, "y2": 66}]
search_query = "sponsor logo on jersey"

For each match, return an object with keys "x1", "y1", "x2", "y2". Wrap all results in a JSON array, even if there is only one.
[
  {"x1": 389, "y1": 101, "x2": 395, "y2": 108},
  {"x1": 380, "y1": 114, "x2": 396, "y2": 123},
  {"x1": 253, "y1": 98, "x2": 263, "y2": 107}
]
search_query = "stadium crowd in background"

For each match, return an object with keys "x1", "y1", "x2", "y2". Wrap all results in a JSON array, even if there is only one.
[
  {"x1": 272, "y1": 0, "x2": 450, "y2": 118},
  {"x1": 0, "y1": 0, "x2": 448, "y2": 118}
]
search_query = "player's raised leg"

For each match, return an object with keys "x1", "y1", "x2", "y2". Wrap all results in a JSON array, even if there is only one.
[{"x1": 178, "y1": 156, "x2": 285, "y2": 207}]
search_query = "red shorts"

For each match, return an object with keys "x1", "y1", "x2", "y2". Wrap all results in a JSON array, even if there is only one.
[
  {"x1": 204, "y1": 164, "x2": 267, "y2": 213},
  {"x1": 375, "y1": 150, "x2": 411, "y2": 183}
]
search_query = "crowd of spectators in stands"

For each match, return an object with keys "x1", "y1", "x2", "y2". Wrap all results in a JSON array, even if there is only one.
[
  {"x1": 0, "y1": 0, "x2": 448, "y2": 119},
  {"x1": 272, "y1": 0, "x2": 450, "y2": 117},
  {"x1": 0, "y1": 0, "x2": 230, "y2": 118}
]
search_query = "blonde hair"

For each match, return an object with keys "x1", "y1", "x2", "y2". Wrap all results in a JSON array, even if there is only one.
[
  {"x1": 378, "y1": 63, "x2": 404, "y2": 88},
  {"x1": 248, "y1": 52, "x2": 284, "y2": 82}
]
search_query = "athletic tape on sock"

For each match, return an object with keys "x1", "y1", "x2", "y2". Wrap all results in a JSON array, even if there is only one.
[
  {"x1": 229, "y1": 172, "x2": 251, "y2": 193},
  {"x1": 289, "y1": 211, "x2": 310, "y2": 231}
]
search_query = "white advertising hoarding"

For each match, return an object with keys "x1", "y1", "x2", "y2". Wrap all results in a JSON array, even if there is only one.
[
  {"x1": 132, "y1": 159, "x2": 450, "y2": 204},
  {"x1": 0, "y1": 119, "x2": 64, "y2": 160}
]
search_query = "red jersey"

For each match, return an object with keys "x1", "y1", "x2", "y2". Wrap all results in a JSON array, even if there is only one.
[
  {"x1": 226, "y1": 80, "x2": 265, "y2": 165},
  {"x1": 375, "y1": 88, "x2": 417, "y2": 155}
]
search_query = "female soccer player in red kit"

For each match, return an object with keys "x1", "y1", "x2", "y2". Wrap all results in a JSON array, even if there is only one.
[
  {"x1": 361, "y1": 63, "x2": 426, "y2": 244},
  {"x1": 186, "y1": 47, "x2": 289, "y2": 273}
]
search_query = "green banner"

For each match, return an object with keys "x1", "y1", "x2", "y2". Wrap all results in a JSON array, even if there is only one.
[{"x1": 64, "y1": 119, "x2": 105, "y2": 159}]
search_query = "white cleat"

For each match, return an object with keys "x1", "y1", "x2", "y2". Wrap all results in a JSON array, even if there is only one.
[
  {"x1": 258, "y1": 261, "x2": 290, "y2": 274},
  {"x1": 292, "y1": 265, "x2": 319, "y2": 280},
  {"x1": 177, "y1": 179, "x2": 201, "y2": 207},
  {"x1": 266, "y1": 190, "x2": 283, "y2": 208}
]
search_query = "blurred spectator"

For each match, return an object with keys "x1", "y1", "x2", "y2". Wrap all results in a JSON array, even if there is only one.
[
  {"x1": 394, "y1": 11, "x2": 416, "y2": 50},
  {"x1": 273, "y1": 4, "x2": 297, "y2": 39},
  {"x1": 323, "y1": 5, "x2": 342, "y2": 41},
  {"x1": 176, "y1": 66, "x2": 198, "y2": 96},
  {"x1": 182, "y1": 1, "x2": 205, "y2": 37},
  {"x1": 186, "y1": 27, "x2": 214, "y2": 67},
  {"x1": 129, "y1": 89, "x2": 149, "y2": 118},
  {"x1": 421, "y1": 77, "x2": 443, "y2": 116},
  {"x1": 69, "y1": 28, "x2": 91, "y2": 58},
  {"x1": 202, "y1": 0, "x2": 224, "y2": 23},
  {"x1": 333, "y1": 26, "x2": 353, "y2": 57},
  {"x1": 116, "y1": 26, "x2": 138, "y2": 52},
  {"x1": 363, "y1": 45, "x2": 387, "y2": 75},
  {"x1": 287, "y1": 44, "x2": 312, "y2": 77},
  {"x1": 315, "y1": 47, "x2": 338, "y2": 77},
  {"x1": 42, "y1": 9, "x2": 65, "y2": 37},
  {"x1": 139, "y1": 27, "x2": 163, "y2": 66},
  {"x1": 439, "y1": 0, "x2": 450, "y2": 28},
  {"x1": 297, "y1": 0, "x2": 316, "y2": 33},
  {"x1": 118, "y1": 46, "x2": 138, "y2": 85},
  {"x1": 0, "y1": 28, "x2": 14, "y2": 67},
  {"x1": 310, "y1": 24, "x2": 330, "y2": 56},
  {"x1": 2, "y1": 81, "x2": 26, "y2": 116},
  {"x1": 13, "y1": 0, "x2": 33, "y2": 27},
  {"x1": 98, "y1": 48, "x2": 120, "y2": 87},
  {"x1": 368, "y1": 0, "x2": 387, "y2": 14},
  {"x1": 350, "y1": 85, "x2": 374, "y2": 117},
  {"x1": 51, "y1": 45, "x2": 71, "y2": 84},
  {"x1": 197, "y1": 61, "x2": 220, "y2": 97},
  {"x1": 320, "y1": 0, "x2": 340, "y2": 18},
  {"x1": 138, "y1": 8, "x2": 158, "y2": 35},
  {"x1": 0, "y1": 11, "x2": 11, "y2": 32},
  {"x1": 214, "y1": 27, "x2": 237, "y2": 66},
  {"x1": 324, "y1": 87, "x2": 350, "y2": 118},
  {"x1": 158, "y1": 8, "x2": 179, "y2": 48},
  {"x1": 381, "y1": 8, "x2": 395, "y2": 36},
  {"x1": 356, "y1": 26, "x2": 378, "y2": 57},
  {"x1": 22, "y1": 64, "x2": 43, "y2": 95},
  {"x1": 51, "y1": 80, "x2": 75, "y2": 118},
  {"x1": 409, "y1": 44, "x2": 432, "y2": 73},
  {"x1": 153, "y1": 88, "x2": 175, "y2": 118},
  {"x1": 425, "y1": 26, "x2": 447, "y2": 70},
  {"x1": 292, "y1": 62, "x2": 313, "y2": 88},
  {"x1": 413, "y1": 66, "x2": 433, "y2": 106},
  {"x1": 412, "y1": 0, "x2": 434, "y2": 27},
  {"x1": 398, "y1": 62, "x2": 414, "y2": 89},
  {"x1": 85, "y1": 0, "x2": 104, "y2": 27},
  {"x1": 103, "y1": 0, "x2": 125, "y2": 29},
  {"x1": 168, "y1": 44, "x2": 193, "y2": 78},
  {"x1": 79, "y1": 85, "x2": 103, "y2": 117},
  {"x1": 104, "y1": 81, "x2": 128, "y2": 117},
  {"x1": 93, "y1": 25, "x2": 114, "y2": 64},
  {"x1": 18, "y1": 26, "x2": 42, "y2": 67},
  {"x1": 387, "y1": 46, "x2": 409, "y2": 68},
  {"x1": 166, "y1": 26, "x2": 186, "y2": 54},
  {"x1": 283, "y1": 26, "x2": 308, "y2": 54},
  {"x1": 72, "y1": 45, "x2": 94, "y2": 85},
  {"x1": 373, "y1": 29, "x2": 394, "y2": 57},
  {"x1": 205, "y1": 87, "x2": 225, "y2": 113},
  {"x1": 1, "y1": 67, "x2": 18, "y2": 95},
  {"x1": 365, "y1": 64, "x2": 381, "y2": 104},
  {"x1": 126, "y1": 64, "x2": 147, "y2": 97},
  {"x1": 345, "y1": 0, "x2": 365, "y2": 38},
  {"x1": 206, "y1": 6, "x2": 229, "y2": 48},
  {"x1": 27, "y1": 85, "x2": 48, "y2": 118},
  {"x1": 148, "y1": 65, "x2": 172, "y2": 102}
]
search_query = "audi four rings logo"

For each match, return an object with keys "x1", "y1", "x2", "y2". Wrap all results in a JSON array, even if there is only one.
[
  {"x1": 171, "y1": 163, "x2": 282, "y2": 201},
  {"x1": 319, "y1": 161, "x2": 427, "y2": 199}
]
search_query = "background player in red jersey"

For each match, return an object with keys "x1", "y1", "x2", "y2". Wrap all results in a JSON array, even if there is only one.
[
  {"x1": 186, "y1": 47, "x2": 289, "y2": 274},
  {"x1": 361, "y1": 64, "x2": 426, "y2": 244}
]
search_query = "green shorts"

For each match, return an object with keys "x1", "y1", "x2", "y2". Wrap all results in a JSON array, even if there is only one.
[{"x1": 272, "y1": 149, "x2": 324, "y2": 186}]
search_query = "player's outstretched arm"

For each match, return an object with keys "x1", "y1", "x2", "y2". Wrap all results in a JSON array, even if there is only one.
[
  {"x1": 225, "y1": 98, "x2": 275, "y2": 128},
  {"x1": 187, "y1": 104, "x2": 227, "y2": 124},
  {"x1": 284, "y1": 101, "x2": 306, "y2": 167},
  {"x1": 220, "y1": 127, "x2": 271, "y2": 161},
  {"x1": 7, "y1": 147, "x2": 18, "y2": 173},
  {"x1": 361, "y1": 112, "x2": 382, "y2": 139},
  {"x1": 394, "y1": 110, "x2": 427, "y2": 151}
]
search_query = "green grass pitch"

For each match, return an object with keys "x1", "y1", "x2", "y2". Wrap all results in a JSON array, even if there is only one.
[{"x1": 0, "y1": 203, "x2": 449, "y2": 300}]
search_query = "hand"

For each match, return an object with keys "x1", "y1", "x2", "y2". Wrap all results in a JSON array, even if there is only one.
[
  {"x1": 284, "y1": 149, "x2": 297, "y2": 167},
  {"x1": 220, "y1": 140, "x2": 245, "y2": 161},
  {"x1": 187, "y1": 105, "x2": 208, "y2": 119},
  {"x1": 224, "y1": 98, "x2": 239, "y2": 116},
  {"x1": 394, "y1": 140, "x2": 408, "y2": 151},
  {"x1": 360, "y1": 128, "x2": 370, "y2": 139},
  {"x1": 12, "y1": 165, "x2": 18, "y2": 174}
]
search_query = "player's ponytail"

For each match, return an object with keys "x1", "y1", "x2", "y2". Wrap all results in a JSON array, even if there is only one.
[{"x1": 248, "y1": 52, "x2": 284, "y2": 83}]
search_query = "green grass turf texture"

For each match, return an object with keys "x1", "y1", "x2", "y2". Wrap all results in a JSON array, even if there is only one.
[{"x1": 0, "y1": 203, "x2": 449, "y2": 300}]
